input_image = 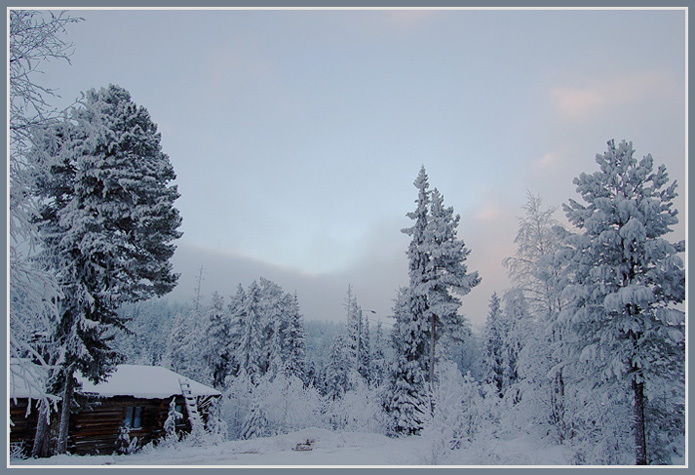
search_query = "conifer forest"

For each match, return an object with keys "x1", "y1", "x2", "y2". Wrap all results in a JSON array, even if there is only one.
[{"x1": 9, "y1": 8, "x2": 686, "y2": 466}]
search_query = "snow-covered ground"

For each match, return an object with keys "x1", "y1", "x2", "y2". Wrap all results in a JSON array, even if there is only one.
[{"x1": 11, "y1": 427, "x2": 576, "y2": 467}]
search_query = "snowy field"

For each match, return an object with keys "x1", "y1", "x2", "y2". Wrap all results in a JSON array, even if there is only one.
[{"x1": 12, "y1": 427, "x2": 575, "y2": 467}]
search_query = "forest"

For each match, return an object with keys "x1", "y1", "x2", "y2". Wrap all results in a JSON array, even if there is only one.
[
  {"x1": 103, "y1": 158, "x2": 684, "y2": 466},
  {"x1": 9, "y1": 10, "x2": 686, "y2": 466}
]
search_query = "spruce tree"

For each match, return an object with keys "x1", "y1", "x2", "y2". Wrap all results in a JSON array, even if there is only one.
[
  {"x1": 227, "y1": 279, "x2": 306, "y2": 384},
  {"x1": 281, "y1": 293, "x2": 306, "y2": 381},
  {"x1": 360, "y1": 316, "x2": 371, "y2": 383},
  {"x1": 241, "y1": 403, "x2": 271, "y2": 440},
  {"x1": 423, "y1": 187, "x2": 480, "y2": 383},
  {"x1": 344, "y1": 285, "x2": 368, "y2": 381},
  {"x1": 260, "y1": 277, "x2": 285, "y2": 378},
  {"x1": 163, "y1": 396, "x2": 183, "y2": 443},
  {"x1": 400, "y1": 166, "x2": 431, "y2": 367},
  {"x1": 386, "y1": 286, "x2": 428, "y2": 435},
  {"x1": 236, "y1": 281, "x2": 264, "y2": 382},
  {"x1": 326, "y1": 333, "x2": 352, "y2": 400},
  {"x1": 390, "y1": 166, "x2": 479, "y2": 434},
  {"x1": 561, "y1": 140, "x2": 685, "y2": 465},
  {"x1": 370, "y1": 320, "x2": 387, "y2": 388},
  {"x1": 500, "y1": 289, "x2": 529, "y2": 401},
  {"x1": 204, "y1": 292, "x2": 232, "y2": 389},
  {"x1": 482, "y1": 292, "x2": 505, "y2": 397},
  {"x1": 227, "y1": 284, "x2": 246, "y2": 378},
  {"x1": 163, "y1": 311, "x2": 195, "y2": 376}
]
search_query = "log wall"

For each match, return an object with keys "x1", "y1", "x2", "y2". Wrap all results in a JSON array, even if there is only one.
[
  {"x1": 68, "y1": 395, "x2": 191, "y2": 455},
  {"x1": 9, "y1": 395, "x2": 196, "y2": 457},
  {"x1": 10, "y1": 399, "x2": 40, "y2": 455}
]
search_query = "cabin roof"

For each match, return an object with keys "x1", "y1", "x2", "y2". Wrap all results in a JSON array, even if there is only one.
[
  {"x1": 78, "y1": 364, "x2": 221, "y2": 399},
  {"x1": 10, "y1": 359, "x2": 220, "y2": 400}
]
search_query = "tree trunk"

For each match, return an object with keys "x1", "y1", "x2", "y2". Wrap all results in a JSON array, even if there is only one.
[
  {"x1": 633, "y1": 376, "x2": 647, "y2": 465},
  {"x1": 55, "y1": 368, "x2": 75, "y2": 455},
  {"x1": 550, "y1": 369, "x2": 566, "y2": 444},
  {"x1": 429, "y1": 314, "x2": 436, "y2": 385},
  {"x1": 357, "y1": 313, "x2": 362, "y2": 375},
  {"x1": 558, "y1": 370, "x2": 567, "y2": 441},
  {"x1": 627, "y1": 301, "x2": 647, "y2": 465},
  {"x1": 429, "y1": 314, "x2": 437, "y2": 415},
  {"x1": 31, "y1": 401, "x2": 52, "y2": 458}
]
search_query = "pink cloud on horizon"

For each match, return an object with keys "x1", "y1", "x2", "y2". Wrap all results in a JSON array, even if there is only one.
[{"x1": 550, "y1": 70, "x2": 674, "y2": 121}]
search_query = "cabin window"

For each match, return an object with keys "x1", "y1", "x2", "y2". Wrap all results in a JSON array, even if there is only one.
[{"x1": 124, "y1": 406, "x2": 143, "y2": 429}]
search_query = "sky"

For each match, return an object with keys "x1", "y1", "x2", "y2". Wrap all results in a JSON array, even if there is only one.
[{"x1": 28, "y1": 7, "x2": 687, "y2": 329}]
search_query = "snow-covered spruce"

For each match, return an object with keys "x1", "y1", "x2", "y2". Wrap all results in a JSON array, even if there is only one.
[{"x1": 387, "y1": 167, "x2": 480, "y2": 435}]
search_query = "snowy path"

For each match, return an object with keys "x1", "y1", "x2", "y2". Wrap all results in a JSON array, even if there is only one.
[
  {"x1": 12, "y1": 428, "x2": 431, "y2": 466},
  {"x1": 28, "y1": 427, "x2": 685, "y2": 466},
  {"x1": 13, "y1": 427, "x2": 684, "y2": 467}
]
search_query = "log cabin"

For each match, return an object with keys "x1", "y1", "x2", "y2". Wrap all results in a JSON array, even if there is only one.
[
  {"x1": 10, "y1": 359, "x2": 221, "y2": 456},
  {"x1": 9, "y1": 360, "x2": 55, "y2": 456}
]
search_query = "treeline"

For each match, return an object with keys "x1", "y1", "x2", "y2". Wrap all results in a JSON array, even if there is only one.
[
  {"x1": 118, "y1": 146, "x2": 684, "y2": 465},
  {"x1": 115, "y1": 281, "x2": 396, "y2": 439}
]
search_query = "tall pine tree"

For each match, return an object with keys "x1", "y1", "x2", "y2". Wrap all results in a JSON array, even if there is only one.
[
  {"x1": 29, "y1": 84, "x2": 182, "y2": 454},
  {"x1": 560, "y1": 140, "x2": 685, "y2": 465}
]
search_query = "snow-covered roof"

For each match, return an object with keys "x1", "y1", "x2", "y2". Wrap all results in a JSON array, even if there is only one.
[
  {"x1": 10, "y1": 359, "x2": 220, "y2": 400},
  {"x1": 77, "y1": 365, "x2": 221, "y2": 399}
]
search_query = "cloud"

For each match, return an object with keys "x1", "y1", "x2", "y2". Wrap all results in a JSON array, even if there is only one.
[
  {"x1": 534, "y1": 152, "x2": 560, "y2": 170},
  {"x1": 463, "y1": 240, "x2": 515, "y2": 329},
  {"x1": 167, "y1": 224, "x2": 409, "y2": 325},
  {"x1": 550, "y1": 71, "x2": 672, "y2": 121},
  {"x1": 168, "y1": 200, "x2": 521, "y2": 329},
  {"x1": 474, "y1": 203, "x2": 505, "y2": 222},
  {"x1": 169, "y1": 242, "x2": 340, "y2": 320},
  {"x1": 459, "y1": 193, "x2": 520, "y2": 326},
  {"x1": 551, "y1": 88, "x2": 604, "y2": 120}
]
